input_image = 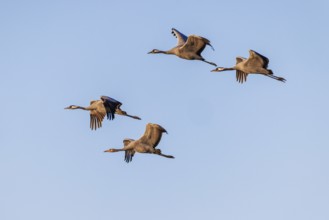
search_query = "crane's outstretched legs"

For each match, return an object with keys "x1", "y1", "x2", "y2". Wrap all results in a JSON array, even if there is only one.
[
  {"x1": 265, "y1": 72, "x2": 286, "y2": 82},
  {"x1": 154, "y1": 149, "x2": 175, "y2": 159},
  {"x1": 116, "y1": 108, "x2": 141, "y2": 120},
  {"x1": 202, "y1": 59, "x2": 217, "y2": 66}
]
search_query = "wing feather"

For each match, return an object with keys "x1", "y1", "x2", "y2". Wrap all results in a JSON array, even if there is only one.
[
  {"x1": 124, "y1": 150, "x2": 135, "y2": 163},
  {"x1": 100, "y1": 96, "x2": 122, "y2": 120},
  {"x1": 171, "y1": 28, "x2": 188, "y2": 47},
  {"x1": 139, "y1": 123, "x2": 167, "y2": 149},
  {"x1": 180, "y1": 35, "x2": 213, "y2": 56},
  {"x1": 123, "y1": 139, "x2": 135, "y2": 163},
  {"x1": 236, "y1": 56, "x2": 246, "y2": 64},
  {"x1": 248, "y1": 50, "x2": 269, "y2": 68},
  {"x1": 236, "y1": 70, "x2": 248, "y2": 83},
  {"x1": 89, "y1": 100, "x2": 106, "y2": 130},
  {"x1": 123, "y1": 138, "x2": 134, "y2": 146}
]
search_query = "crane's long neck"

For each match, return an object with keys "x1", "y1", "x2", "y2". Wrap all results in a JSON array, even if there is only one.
[
  {"x1": 117, "y1": 144, "x2": 135, "y2": 151},
  {"x1": 104, "y1": 148, "x2": 125, "y2": 153},
  {"x1": 74, "y1": 106, "x2": 94, "y2": 111},
  {"x1": 157, "y1": 49, "x2": 172, "y2": 55},
  {"x1": 111, "y1": 148, "x2": 125, "y2": 152},
  {"x1": 78, "y1": 106, "x2": 88, "y2": 110},
  {"x1": 221, "y1": 67, "x2": 236, "y2": 71},
  {"x1": 165, "y1": 48, "x2": 177, "y2": 55}
]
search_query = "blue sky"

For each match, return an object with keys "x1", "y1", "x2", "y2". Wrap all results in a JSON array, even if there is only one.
[{"x1": 1, "y1": 0, "x2": 329, "y2": 219}]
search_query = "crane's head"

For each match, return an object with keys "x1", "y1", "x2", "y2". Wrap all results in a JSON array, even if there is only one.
[
  {"x1": 64, "y1": 105, "x2": 79, "y2": 110},
  {"x1": 104, "y1": 149, "x2": 118, "y2": 153},
  {"x1": 148, "y1": 49, "x2": 162, "y2": 54},
  {"x1": 211, "y1": 67, "x2": 225, "y2": 72}
]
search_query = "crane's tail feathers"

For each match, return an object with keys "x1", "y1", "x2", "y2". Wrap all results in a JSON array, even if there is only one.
[{"x1": 155, "y1": 149, "x2": 174, "y2": 159}]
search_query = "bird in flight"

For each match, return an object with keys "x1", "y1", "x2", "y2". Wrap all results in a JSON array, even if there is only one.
[
  {"x1": 104, "y1": 123, "x2": 174, "y2": 163},
  {"x1": 148, "y1": 28, "x2": 217, "y2": 66},
  {"x1": 65, "y1": 96, "x2": 141, "y2": 130},
  {"x1": 211, "y1": 50, "x2": 286, "y2": 83}
]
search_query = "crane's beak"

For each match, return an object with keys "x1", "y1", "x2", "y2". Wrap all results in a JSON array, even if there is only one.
[
  {"x1": 104, "y1": 149, "x2": 110, "y2": 153},
  {"x1": 211, "y1": 68, "x2": 218, "y2": 72},
  {"x1": 64, "y1": 106, "x2": 70, "y2": 109}
]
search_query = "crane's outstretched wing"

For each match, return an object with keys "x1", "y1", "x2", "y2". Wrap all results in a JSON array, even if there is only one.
[
  {"x1": 235, "y1": 57, "x2": 248, "y2": 83},
  {"x1": 236, "y1": 70, "x2": 248, "y2": 83},
  {"x1": 100, "y1": 96, "x2": 122, "y2": 120},
  {"x1": 181, "y1": 35, "x2": 214, "y2": 56},
  {"x1": 236, "y1": 56, "x2": 246, "y2": 64},
  {"x1": 139, "y1": 123, "x2": 167, "y2": 149},
  {"x1": 123, "y1": 139, "x2": 135, "y2": 163},
  {"x1": 171, "y1": 28, "x2": 188, "y2": 47},
  {"x1": 248, "y1": 50, "x2": 270, "y2": 68},
  {"x1": 89, "y1": 100, "x2": 106, "y2": 130}
]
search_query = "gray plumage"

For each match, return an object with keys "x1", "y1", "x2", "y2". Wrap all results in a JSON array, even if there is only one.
[
  {"x1": 148, "y1": 28, "x2": 217, "y2": 66},
  {"x1": 104, "y1": 123, "x2": 174, "y2": 163},
  {"x1": 65, "y1": 96, "x2": 141, "y2": 130},
  {"x1": 211, "y1": 50, "x2": 286, "y2": 83}
]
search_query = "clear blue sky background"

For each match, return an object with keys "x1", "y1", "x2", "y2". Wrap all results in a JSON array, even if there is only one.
[{"x1": 1, "y1": 0, "x2": 329, "y2": 219}]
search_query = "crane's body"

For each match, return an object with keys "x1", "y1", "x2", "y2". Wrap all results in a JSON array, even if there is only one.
[
  {"x1": 104, "y1": 123, "x2": 174, "y2": 163},
  {"x1": 148, "y1": 28, "x2": 217, "y2": 66},
  {"x1": 212, "y1": 50, "x2": 286, "y2": 83},
  {"x1": 65, "y1": 96, "x2": 141, "y2": 130}
]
